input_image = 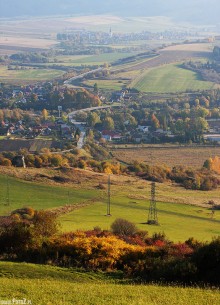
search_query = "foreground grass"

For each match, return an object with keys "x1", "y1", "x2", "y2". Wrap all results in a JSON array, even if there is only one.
[
  {"x1": 0, "y1": 262, "x2": 219, "y2": 305},
  {"x1": 132, "y1": 64, "x2": 217, "y2": 93}
]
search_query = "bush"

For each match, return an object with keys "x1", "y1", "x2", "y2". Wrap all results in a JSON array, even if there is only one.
[{"x1": 111, "y1": 218, "x2": 137, "y2": 236}]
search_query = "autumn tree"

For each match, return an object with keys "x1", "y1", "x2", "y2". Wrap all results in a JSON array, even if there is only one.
[
  {"x1": 151, "y1": 113, "x2": 160, "y2": 129},
  {"x1": 87, "y1": 112, "x2": 100, "y2": 127},
  {"x1": 103, "y1": 116, "x2": 115, "y2": 130},
  {"x1": 42, "y1": 108, "x2": 48, "y2": 121}
]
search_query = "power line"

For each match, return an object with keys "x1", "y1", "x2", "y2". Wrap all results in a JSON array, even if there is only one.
[{"x1": 147, "y1": 182, "x2": 159, "y2": 225}]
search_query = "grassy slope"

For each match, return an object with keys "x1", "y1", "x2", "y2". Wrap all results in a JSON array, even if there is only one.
[
  {"x1": 60, "y1": 194, "x2": 220, "y2": 242},
  {"x1": 0, "y1": 167, "x2": 220, "y2": 241},
  {"x1": 0, "y1": 174, "x2": 99, "y2": 215},
  {"x1": 0, "y1": 262, "x2": 219, "y2": 305},
  {"x1": 132, "y1": 64, "x2": 217, "y2": 93}
]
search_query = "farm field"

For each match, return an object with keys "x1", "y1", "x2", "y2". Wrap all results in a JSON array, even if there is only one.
[
  {"x1": 54, "y1": 52, "x2": 139, "y2": 67},
  {"x1": 1, "y1": 262, "x2": 220, "y2": 305},
  {"x1": 0, "y1": 167, "x2": 220, "y2": 241},
  {"x1": 111, "y1": 145, "x2": 220, "y2": 169},
  {"x1": 83, "y1": 79, "x2": 129, "y2": 90},
  {"x1": 0, "y1": 66, "x2": 64, "y2": 83},
  {"x1": 131, "y1": 63, "x2": 217, "y2": 93},
  {"x1": 90, "y1": 43, "x2": 214, "y2": 91}
]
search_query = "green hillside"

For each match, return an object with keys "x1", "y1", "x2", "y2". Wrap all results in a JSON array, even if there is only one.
[
  {"x1": 132, "y1": 64, "x2": 218, "y2": 93},
  {"x1": 0, "y1": 262, "x2": 219, "y2": 305},
  {"x1": 0, "y1": 171, "x2": 220, "y2": 242}
]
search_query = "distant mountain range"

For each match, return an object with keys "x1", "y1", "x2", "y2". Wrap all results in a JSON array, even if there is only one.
[{"x1": 0, "y1": 0, "x2": 219, "y2": 25}]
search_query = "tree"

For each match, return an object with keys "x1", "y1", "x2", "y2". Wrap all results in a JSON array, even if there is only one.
[
  {"x1": 93, "y1": 83, "x2": 98, "y2": 94},
  {"x1": 151, "y1": 114, "x2": 160, "y2": 129},
  {"x1": 87, "y1": 112, "x2": 100, "y2": 127},
  {"x1": 32, "y1": 210, "x2": 59, "y2": 239},
  {"x1": 42, "y1": 109, "x2": 48, "y2": 121},
  {"x1": 103, "y1": 116, "x2": 115, "y2": 130},
  {"x1": 174, "y1": 119, "x2": 185, "y2": 136}
]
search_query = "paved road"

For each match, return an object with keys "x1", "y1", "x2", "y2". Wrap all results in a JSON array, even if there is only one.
[
  {"x1": 68, "y1": 105, "x2": 119, "y2": 119},
  {"x1": 69, "y1": 105, "x2": 122, "y2": 148}
]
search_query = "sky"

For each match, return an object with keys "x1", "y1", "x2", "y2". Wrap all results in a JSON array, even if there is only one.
[{"x1": 0, "y1": 0, "x2": 219, "y2": 24}]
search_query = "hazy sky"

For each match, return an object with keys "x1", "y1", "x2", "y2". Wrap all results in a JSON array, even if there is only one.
[{"x1": 0, "y1": 0, "x2": 219, "y2": 24}]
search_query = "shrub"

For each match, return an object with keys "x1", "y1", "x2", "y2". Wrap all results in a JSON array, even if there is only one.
[{"x1": 111, "y1": 218, "x2": 137, "y2": 236}]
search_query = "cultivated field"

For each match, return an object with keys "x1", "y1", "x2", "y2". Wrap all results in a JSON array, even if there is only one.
[
  {"x1": 1, "y1": 262, "x2": 219, "y2": 305},
  {"x1": 54, "y1": 52, "x2": 138, "y2": 67},
  {"x1": 111, "y1": 145, "x2": 220, "y2": 169}
]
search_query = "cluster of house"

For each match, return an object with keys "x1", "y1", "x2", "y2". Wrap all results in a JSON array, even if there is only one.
[
  {"x1": 100, "y1": 125, "x2": 174, "y2": 144},
  {"x1": 57, "y1": 29, "x2": 192, "y2": 46},
  {"x1": 0, "y1": 119, "x2": 74, "y2": 140},
  {"x1": 110, "y1": 90, "x2": 132, "y2": 103},
  {"x1": 204, "y1": 119, "x2": 220, "y2": 143}
]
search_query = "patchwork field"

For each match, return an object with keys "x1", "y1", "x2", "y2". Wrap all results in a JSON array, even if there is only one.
[
  {"x1": 1, "y1": 262, "x2": 219, "y2": 305},
  {"x1": 86, "y1": 44, "x2": 214, "y2": 92}
]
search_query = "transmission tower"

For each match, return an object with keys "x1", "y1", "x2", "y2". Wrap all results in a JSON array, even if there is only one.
[
  {"x1": 147, "y1": 182, "x2": 159, "y2": 225},
  {"x1": 106, "y1": 175, "x2": 111, "y2": 216}
]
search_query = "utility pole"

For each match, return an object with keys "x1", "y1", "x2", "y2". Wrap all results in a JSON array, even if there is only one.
[
  {"x1": 147, "y1": 182, "x2": 159, "y2": 225},
  {"x1": 106, "y1": 175, "x2": 111, "y2": 216},
  {"x1": 22, "y1": 155, "x2": 26, "y2": 168}
]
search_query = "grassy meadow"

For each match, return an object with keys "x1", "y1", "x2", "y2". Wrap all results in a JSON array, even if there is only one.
[
  {"x1": 131, "y1": 64, "x2": 218, "y2": 93},
  {"x1": 83, "y1": 79, "x2": 129, "y2": 90},
  {"x1": 0, "y1": 174, "x2": 99, "y2": 216},
  {"x1": 0, "y1": 66, "x2": 64, "y2": 82},
  {"x1": 0, "y1": 167, "x2": 220, "y2": 241},
  {"x1": 0, "y1": 262, "x2": 219, "y2": 305},
  {"x1": 60, "y1": 192, "x2": 220, "y2": 242}
]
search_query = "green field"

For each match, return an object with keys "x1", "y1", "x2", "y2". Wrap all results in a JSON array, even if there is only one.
[
  {"x1": 0, "y1": 172, "x2": 220, "y2": 242},
  {"x1": 131, "y1": 64, "x2": 218, "y2": 93},
  {"x1": 60, "y1": 194, "x2": 220, "y2": 242},
  {"x1": 55, "y1": 52, "x2": 138, "y2": 67},
  {"x1": 0, "y1": 175, "x2": 99, "y2": 216},
  {"x1": 0, "y1": 262, "x2": 219, "y2": 305},
  {"x1": 83, "y1": 79, "x2": 129, "y2": 90},
  {"x1": 0, "y1": 66, "x2": 64, "y2": 82}
]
